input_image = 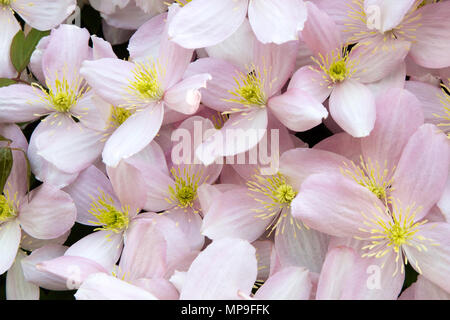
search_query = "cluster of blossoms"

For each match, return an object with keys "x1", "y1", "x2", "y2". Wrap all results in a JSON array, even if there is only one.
[{"x1": 0, "y1": 0, "x2": 450, "y2": 300}]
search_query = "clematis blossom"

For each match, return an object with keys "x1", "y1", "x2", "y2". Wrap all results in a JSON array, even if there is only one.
[
  {"x1": 294, "y1": 2, "x2": 411, "y2": 137},
  {"x1": 80, "y1": 7, "x2": 211, "y2": 167}
]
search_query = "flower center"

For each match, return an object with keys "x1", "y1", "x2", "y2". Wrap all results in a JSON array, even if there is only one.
[
  {"x1": 88, "y1": 191, "x2": 129, "y2": 233},
  {"x1": 174, "y1": 0, "x2": 192, "y2": 6},
  {"x1": 224, "y1": 68, "x2": 268, "y2": 113},
  {"x1": 341, "y1": 156, "x2": 395, "y2": 201},
  {"x1": 167, "y1": 166, "x2": 203, "y2": 210},
  {"x1": 247, "y1": 172, "x2": 301, "y2": 236},
  {"x1": 0, "y1": 0, "x2": 11, "y2": 6},
  {"x1": 110, "y1": 106, "x2": 133, "y2": 127},
  {"x1": 127, "y1": 60, "x2": 164, "y2": 104},
  {"x1": 33, "y1": 75, "x2": 88, "y2": 114},
  {"x1": 356, "y1": 199, "x2": 436, "y2": 275},
  {"x1": 311, "y1": 48, "x2": 357, "y2": 85},
  {"x1": 0, "y1": 192, "x2": 17, "y2": 223}
]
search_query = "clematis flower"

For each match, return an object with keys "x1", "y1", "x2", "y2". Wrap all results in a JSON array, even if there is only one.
[
  {"x1": 188, "y1": 38, "x2": 328, "y2": 165},
  {"x1": 292, "y1": 113, "x2": 450, "y2": 293},
  {"x1": 121, "y1": 116, "x2": 223, "y2": 250},
  {"x1": 0, "y1": 0, "x2": 76, "y2": 78},
  {"x1": 168, "y1": 0, "x2": 308, "y2": 48},
  {"x1": 294, "y1": 2, "x2": 411, "y2": 137},
  {"x1": 0, "y1": 124, "x2": 76, "y2": 277},
  {"x1": 80, "y1": 7, "x2": 211, "y2": 167},
  {"x1": 34, "y1": 216, "x2": 190, "y2": 299},
  {"x1": 0, "y1": 24, "x2": 116, "y2": 188},
  {"x1": 200, "y1": 147, "x2": 347, "y2": 278},
  {"x1": 314, "y1": 0, "x2": 450, "y2": 69}
]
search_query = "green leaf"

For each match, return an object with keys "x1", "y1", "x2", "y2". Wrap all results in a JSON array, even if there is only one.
[
  {"x1": 0, "y1": 135, "x2": 12, "y2": 144},
  {"x1": 0, "y1": 147, "x2": 13, "y2": 192},
  {"x1": 10, "y1": 29, "x2": 50, "y2": 73},
  {"x1": 0, "y1": 78, "x2": 16, "y2": 88}
]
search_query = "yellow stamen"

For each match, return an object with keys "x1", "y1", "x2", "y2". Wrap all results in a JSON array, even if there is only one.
[
  {"x1": 125, "y1": 59, "x2": 164, "y2": 106},
  {"x1": 355, "y1": 199, "x2": 436, "y2": 276},
  {"x1": 311, "y1": 48, "x2": 358, "y2": 86},
  {"x1": 341, "y1": 156, "x2": 395, "y2": 201},
  {"x1": 247, "y1": 172, "x2": 301, "y2": 236},
  {"x1": 166, "y1": 166, "x2": 204, "y2": 212},
  {"x1": 109, "y1": 106, "x2": 133, "y2": 128},
  {"x1": 0, "y1": 190, "x2": 18, "y2": 223},
  {"x1": 88, "y1": 190, "x2": 129, "y2": 233}
]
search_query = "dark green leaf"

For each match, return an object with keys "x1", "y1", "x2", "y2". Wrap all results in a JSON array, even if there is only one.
[
  {"x1": 10, "y1": 29, "x2": 50, "y2": 73},
  {"x1": 0, "y1": 78, "x2": 16, "y2": 88},
  {"x1": 0, "y1": 147, "x2": 13, "y2": 192},
  {"x1": 0, "y1": 134, "x2": 12, "y2": 144}
]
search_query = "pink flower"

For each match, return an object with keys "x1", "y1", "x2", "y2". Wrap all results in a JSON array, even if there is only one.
[
  {"x1": 0, "y1": 0, "x2": 76, "y2": 78},
  {"x1": 80, "y1": 7, "x2": 211, "y2": 167},
  {"x1": 315, "y1": 0, "x2": 450, "y2": 69},
  {"x1": 0, "y1": 124, "x2": 76, "y2": 276},
  {"x1": 188, "y1": 38, "x2": 327, "y2": 165},
  {"x1": 292, "y1": 90, "x2": 450, "y2": 293},
  {"x1": 294, "y1": 2, "x2": 411, "y2": 137},
  {"x1": 168, "y1": 0, "x2": 308, "y2": 48}
]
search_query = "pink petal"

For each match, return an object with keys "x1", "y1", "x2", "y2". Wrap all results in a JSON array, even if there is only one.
[
  {"x1": 167, "y1": 0, "x2": 248, "y2": 49},
  {"x1": 80, "y1": 58, "x2": 136, "y2": 107},
  {"x1": 165, "y1": 208, "x2": 204, "y2": 252},
  {"x1": 291, "y1": 173, "x2": 385, "y2": 238},
  {"x1": 36, "y1": 255, "x2": 107, "y2": 290},
  {"x1": 0, "y1": 124, "x2": 28, "y2": 199},
  {"x1": 102, "y1": 102, "x2": 164, "y2": 167},
  {"x1": 268, "y1": 88, "x2": 328, "y2": 131},
  {"x1": 409, "y1": 2, "x2": 450, "y2": 68},
  {"x1": 64, "y1": 231, "x2": 123, "y2": 271},
  {"x1": 314, "y1": 132, "x2": 362, "y2": 164},
  {"x1": 42, "y1": 24, "x2": 90, "y2": 87},
  {"x1": 36, "y1": 121, "x2": 104, "y2": 174},
  {"x1": 363, "y1": 0, "x2": 416, "y2": 32},
  {"x1": 253, "y1": 240, "x2": 273, "y2": 282},
  {"x1": 119, "y1": 219, "x2": 167, "y2": 280},
  {"x1": 329, "y1": 80, "x2": 376, "y2": 137},
  {"x1": 361, "y1": 88, "x2": 424, "y2": 173},
  {"x1": 0, "y1": 9, "x2": 20, "y2": 78},
  {"x1": 201, "y1": 188, "x2": 270, "y2": 242},
  {"x1": 164, "y1": 74, "x2": 211, "y2": 115},
  {"x1": 405, "y1": 80, "x2": 445, "y2": 127},
  {"x1": 279, "y1": 148, "x2": 349, "y2": 191},
  {"x1": 248, "y1": 0, "x2": 307, "y2": 44},
  {"x1": 91, "y1": 35, "x2": 117, "y2": 59},
  {"x1": 21, "y1": 244, "x2": 69, "y2": 291},
  {"x1": 13, "y1": 0, "x2": 76, "y2": 31},
  {"x1": 102, "y1": 1, "x2": 154, "y2": 30},
  {"x1": 301, "y1": 1, "x2": 342, "y2": 57},
  {"x1": 128, "y1": 12, "x2": 166, "y2": 61},
  {"x1": 350, "y1": 39, "x2": 411, "y2": 83},
  {"x1": 132, "y1": 278, "x2": 179, "y2": 300},
  {"x1": 365, "y1": 62, "x2": 406, "y2": 98},
  {"x1": 196, "y1": 109, "x2": 268, "y2": 166},
  {"x1": 288, "y1": 66, "x2": 332, "y2": 103},
  {"x1": 403, "y1": 222, "x2": 450, "y2": 293},
  {"x1": 255, "y1": 267, "x2": 311, "y2": 300},
  {"x1": 0, "y1": 84, "x2": 49, "y2": 123},
  {"x1": 253, "y1": 40, "x2": 298, "y2": 96},
  {"x1": 391, "y1": 124, "x2": 449, "y2": 220},
  {"x1": 18, "y1": 184, "x2": 76, "y2": 240},
  {"x1": 184, "y1": 57, "x2": 244, "y2": 112},
  {"x1": 274, "y1": 219, "x2": 329, "y2": 274},
  {"x1": 75, "y1": 273, "x2": 157, "y2": 300},
  {"x1": 0, "y1": 220, "x2": 21, "y2": 275},
  {"x1": 180, "y1": 238, "x2": 257, "y2": 300},
  {"x1": 401, "y1": 275, "x2": 450, "y2": 300},
  {"x1": 6, "y1": 250, "x2": 39, "y2": 300}
]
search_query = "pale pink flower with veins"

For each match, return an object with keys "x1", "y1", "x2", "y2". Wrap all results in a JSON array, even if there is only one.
[
  {"x1": 187, "y1": 38, "x2": 328, "y2": 165},
  {"x1": 313, "y1": 0, "x2": 450, "y2": 69},
  {"x1": 80, "y1": 6, "x2": 211, "y2": 167},
  {"x1": 292, "y1": 90, "x2": 450, "y2": 293},
  {"x1": 293, "y1": 2, "x2": 411, "y2": 138},
  {"x1": 168, "y1": 0, "x2": 308, "y2": 48}
]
